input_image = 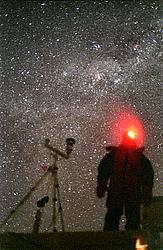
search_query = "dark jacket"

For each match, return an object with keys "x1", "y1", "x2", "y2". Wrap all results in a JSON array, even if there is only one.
[{"x1": 97, "y1": 146, "x2": 154, "y2": 207}]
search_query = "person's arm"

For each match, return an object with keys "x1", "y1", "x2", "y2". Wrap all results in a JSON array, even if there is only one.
[
  {"x1": 141, "y1": 154, "x2": 154, "y2": 206},
  {"x1": 96, "y1": 152, "x2": 114, "y2": 198}
]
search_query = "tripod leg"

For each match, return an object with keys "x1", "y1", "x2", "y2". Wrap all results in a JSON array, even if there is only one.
[
  {"x1": 1, "y1": 171, "x2": 49, "y2": 228},
  {"x1": 32, "y1": 208, "x2": 42, "y2": 234},
  {"x1": 57, "y1": 188, "x2": 65, "y2": 232},
  {"x1": 51, "y1": 166, "x2": 65, "y2": 232},
  {"x1": 51, "y1": 165, "x2": 64, "y2": 232},
  {"x1": 52, "y1": 170, "x2": 58, "y2": 232}
]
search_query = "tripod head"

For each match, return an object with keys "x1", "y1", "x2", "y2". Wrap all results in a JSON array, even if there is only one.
[{"x1": 45, "y1": 138, "x2": 76, "y2": 159}]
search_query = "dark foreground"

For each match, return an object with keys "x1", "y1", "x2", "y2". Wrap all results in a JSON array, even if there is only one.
[{"x1": 0, "y1": 231, "x2": 162, "y2": 250}]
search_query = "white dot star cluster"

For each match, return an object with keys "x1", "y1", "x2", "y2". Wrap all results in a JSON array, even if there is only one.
[{"x1": 0, "y1": 1, "x2": 162, "y2": 232}]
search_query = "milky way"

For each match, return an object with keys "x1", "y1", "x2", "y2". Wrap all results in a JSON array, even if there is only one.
[{"x1": 0, "y1": 1, "x2": 162, "y2": 232}]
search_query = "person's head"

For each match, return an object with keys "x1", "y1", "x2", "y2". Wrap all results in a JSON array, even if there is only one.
[{"x1": 120, "y1": 130, "x2": 138, "y2": 150}]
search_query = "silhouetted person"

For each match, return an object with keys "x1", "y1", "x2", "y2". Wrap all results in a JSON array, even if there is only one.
[{"x1": 96, "y1": 131, "x2": 154, "y2": 231}]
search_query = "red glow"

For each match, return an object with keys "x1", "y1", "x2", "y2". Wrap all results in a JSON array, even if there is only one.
[{"x1": 107, "y1": 110, "x2": 144, "y2": 147}]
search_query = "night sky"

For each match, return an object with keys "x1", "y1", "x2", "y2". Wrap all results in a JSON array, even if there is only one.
[{"x1": 0, "y1": 0, "x2": 162, "y2": 233}]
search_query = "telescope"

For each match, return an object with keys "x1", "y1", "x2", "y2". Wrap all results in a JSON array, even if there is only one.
[
  {"x1": 45, "y1": 138, "x2": 76, "y2": 159},
  {"x1": 1, "y1": 137, "x2": 76, "y2": 233}
]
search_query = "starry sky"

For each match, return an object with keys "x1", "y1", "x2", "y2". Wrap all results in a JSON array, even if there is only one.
[{"x1": 0, "y1": 0, "x2": 162, "y2": 233}]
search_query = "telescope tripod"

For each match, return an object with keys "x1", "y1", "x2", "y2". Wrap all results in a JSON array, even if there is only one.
[
  {"x1": 1, "y1": 155, "x2": 64, "y2": 232},
  {"x1": 1, "y1": 138, "x2": 75, "y2": 233},
  {"x1": 32, "y1": 155, "x2": 65, "y2": 233}
]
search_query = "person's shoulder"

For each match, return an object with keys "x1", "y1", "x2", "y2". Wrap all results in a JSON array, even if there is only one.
[
  {"x1": 105, "y1": 145, "x2": 118, "y2": 152},
  {"x1": 140, "y1": 152, "x2": 152, "y2": 166},
  {"x1": 135, "y1": 147, "x2": 145, "y2": 154},
  {"x1": 104, "y1": 146, "x2": 118, "y2": 159}
]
